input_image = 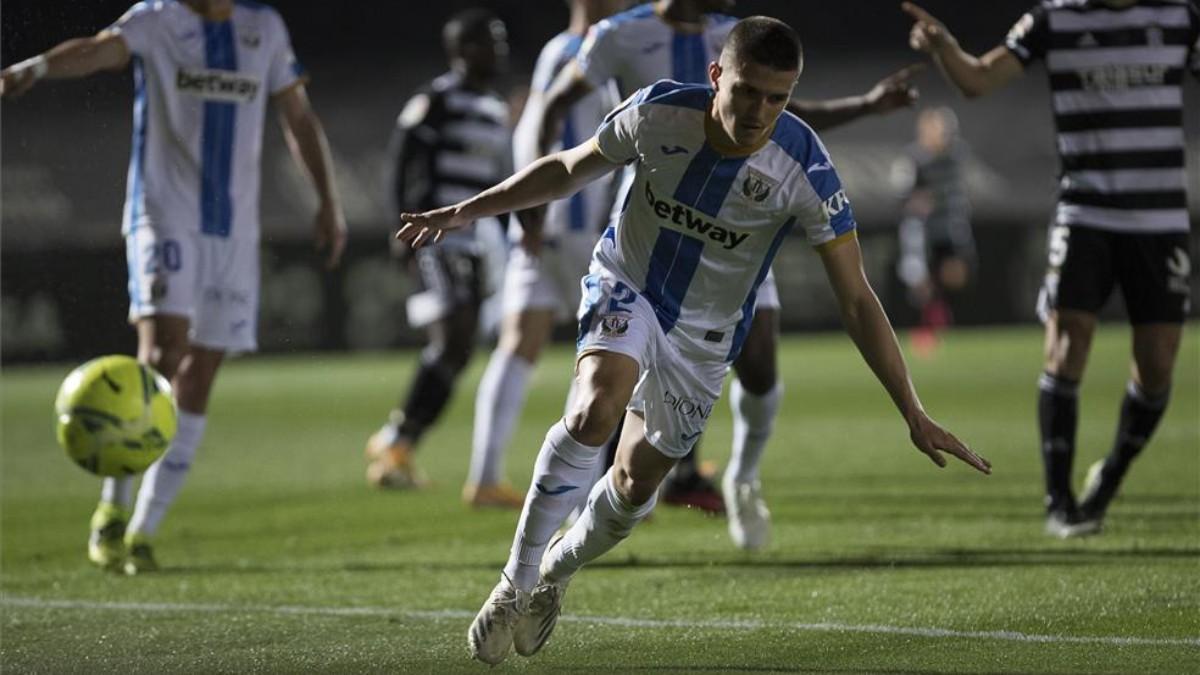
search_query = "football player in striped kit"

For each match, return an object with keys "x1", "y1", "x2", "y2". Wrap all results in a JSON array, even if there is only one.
[
  {"x1": 0, "y1": 0, "x2": 347, "y2": 573},
  {"x1": 465, "y1": 0, "x2": 630, "y2": 510},
  {"x1": 394, "y1": 17, "x2": 991, "y2": 663},
  {"x1": 905, "y1": 0, "x2": 1198, "y2": 537},
  {"x1": 488, "y1": 0, "x2": 923, "y2": 552},
  {"x1": 364, "y1": 9, "x2": 513, "y2": 491}
]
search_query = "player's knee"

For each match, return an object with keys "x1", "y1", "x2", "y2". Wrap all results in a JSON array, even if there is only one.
[
  {"x1": 144, "y1": 343, "x2": 187, "y2": 380},
  {"x1": 564, "y1": 394, "x2": 622, "y2": 446},
  {"x1": 1135, "y1": 354, "x2": 1175, "y2": 394}
]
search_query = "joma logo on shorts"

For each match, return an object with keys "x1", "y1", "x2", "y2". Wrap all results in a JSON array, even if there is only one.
[
  {"x1": 644, "y1": 182, "x2": 750, "y2": 250},
  {"x1": 664, "y1": 389, "x2": 712, "y2": 420},
  {"x1": 176, "y1": 68, "x2": 260, "y2": 103}
]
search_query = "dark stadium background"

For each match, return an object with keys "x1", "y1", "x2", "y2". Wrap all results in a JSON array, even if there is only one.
[{"x1": 2, "y1": 1, "x2": 1198, "y2": 362}]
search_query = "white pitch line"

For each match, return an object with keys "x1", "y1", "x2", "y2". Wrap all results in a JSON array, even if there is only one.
[{"x1": 3, "y1": 596, "x2": 1197, "y2": 648}]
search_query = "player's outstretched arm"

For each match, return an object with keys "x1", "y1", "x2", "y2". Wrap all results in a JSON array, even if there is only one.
[
  {"x1": 789, "y1": 64, "x2": 923, "y2": 132},
  {"x1": 1, "y1": 31, "x2": 131, "y2": 99},
  {"x1": 397, "y1": 139, "x2": 619, "y2": 249},
  {"x1": 274, "y1": 83, "x2": 348, "y2": 270},
  {"x1": 819, "y1": 235, "x2": 992, "y2": 475},
  {"x1": 902, "y1": 2, "x2": 1022, "y2": 98}
]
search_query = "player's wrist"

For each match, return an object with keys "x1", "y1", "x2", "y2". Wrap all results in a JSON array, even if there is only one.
[{"x1": 13, "y1": 54, "x2": 49, "y2": 81}]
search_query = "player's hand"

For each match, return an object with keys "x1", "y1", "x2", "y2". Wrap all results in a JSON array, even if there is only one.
[
  {"x1": 907, "y1": 410, "x2": 991, "y2": 474},
  {"x1": 395, "y1": 205, "x2": 471, "y2": 249},
  {"x1": 516, "y1": 206, "x2": 547, "y2": 257},
  {"x1": 0, "y1": 66, "x2": 39, "y2": 99},
  {"x1": 314, "y1": 200, "x2": 347, "y2": 270},
  {"x1": 902, "y1": 2, "x2": 956, "y2": 54},
  {"x1": 864, "y1": 64, "x2": 923, "y2": 115}
]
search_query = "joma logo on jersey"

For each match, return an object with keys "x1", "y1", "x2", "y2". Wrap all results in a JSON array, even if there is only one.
[
  {"x1": 1079, "y1": 63, "x2": 1168, "y2": 91},
  {"x1": 822, "y1": 190, "x2": 850, "y2": 218},
  {"x1": 644, "y1": 182, "x2": 750, "y2": 250},
  {"x1": 176, "y1": 68, "x2": 260, "y2": 103},
  {"x1": 663, "y1": 389, "x2": 713, "y2": 421}
]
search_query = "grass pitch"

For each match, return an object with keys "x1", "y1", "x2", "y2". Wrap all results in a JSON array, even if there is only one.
[{"x1": 2, "y1": 325, "x2": 1197, "y2": 673}]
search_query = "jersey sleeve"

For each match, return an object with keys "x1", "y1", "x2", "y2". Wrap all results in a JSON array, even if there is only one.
[
  {"x1": 390, "y1": 91, "x2": 441, "y2": 215},
  {"x1": 576, "y1": 19, "x2": 622, "y2": 89},
  {"x1": 593, "y1": 89, "x2": 644, "y2": 164},
  {"x1": 1004, "y1": 4, "x2": 1051, "y2": 65},
  {"x1": 108, "y1": 2, "x2": 158, "y2": 56},
  {"x1": 265, "y1": 10, "x2": 307, "y2": 94},
  {"x1": 795, "y1": 138, "x2": 857, "y2": 249}
]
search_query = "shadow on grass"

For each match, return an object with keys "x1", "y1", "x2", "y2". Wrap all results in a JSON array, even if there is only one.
[{"x1": 163, "y1": 545, "x2": 1200, "y2": 576}]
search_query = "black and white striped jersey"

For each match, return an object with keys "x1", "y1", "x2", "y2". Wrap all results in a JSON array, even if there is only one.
[
  {"x1": 1005, "y1": 0, "x2": 1200, "y2": 233},
  {"x1": 390, "y1": 71, "x2": 510, "y2": 248}
]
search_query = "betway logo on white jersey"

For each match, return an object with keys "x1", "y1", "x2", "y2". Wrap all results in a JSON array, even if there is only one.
[
  {"x1": 176, "y1": 68, "x2": 260, "y2": 103},
  {"x1": 644, "y1": 181, "x2": 750, "y2": 250}
]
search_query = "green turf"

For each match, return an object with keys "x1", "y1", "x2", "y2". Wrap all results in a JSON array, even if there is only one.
[{"x1": 2, "y1": 325, "x2": 1198, "y2": 673}]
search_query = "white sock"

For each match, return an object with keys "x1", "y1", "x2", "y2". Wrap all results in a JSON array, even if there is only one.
[
  {"x1": 101, "y1": 476, "x2": 134, "y2": 509},
  {"x1": 543, "y1": 466, "x2": 657, "y2": 584},
  {"x1": 128, "y1": 410, "x2": 206, "y2": 537},
  {"x1": 502, "y1": 420, "x2": 600, "y2": 592},
  {"x1": 726, "y1": 379, "x2": 783, "y2": 484},
  {"x1": 469, "y1": 350, "x2": 534, "y2": 486}
]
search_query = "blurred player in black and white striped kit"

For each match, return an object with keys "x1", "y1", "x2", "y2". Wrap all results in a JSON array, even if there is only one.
[
  {"x1": 905, "y1": 0, "x2": 1198, "y2": 537},
  {"x1": 365, "y1": 9, "x2": 512, "y2": 489}
]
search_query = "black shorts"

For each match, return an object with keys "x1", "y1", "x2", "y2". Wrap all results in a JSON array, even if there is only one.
[
  {"x1": 406, "y1": 246, "x2": 487, "y2": 327},
  {"x1": 1038, "y1": 225, "x2": 1191, "y2": 324}
]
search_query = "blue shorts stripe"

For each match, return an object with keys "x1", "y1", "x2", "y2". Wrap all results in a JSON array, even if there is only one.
[
  {"x1": 643, "y1": 228, "x2": 705, "y2": 334},
  {"x1": 576, "y1": 274, "x2": 603, "y2": 348}
]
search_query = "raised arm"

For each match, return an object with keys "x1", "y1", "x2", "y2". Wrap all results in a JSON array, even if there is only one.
[
  {"x1": 397, "y1": 139, "x2": 619, "y2": 249},
  {"x1": 274, "y1": 83, "x2": 347, "y2": 269},
  {"x1": 819, "y1": 235, "x2": 991, "y2": 474},
  {"x1": 903, "y1": 1, "x2": 1023, "y2": 99},
  {"x1": 789, "y1": 64, "x2": 922, "y2": 132},
  {"x1": 0, "y1": 30, "x2": 131, "y2": 98}
]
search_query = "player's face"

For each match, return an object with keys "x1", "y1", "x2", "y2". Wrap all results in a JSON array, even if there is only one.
[
  {"x1": 461, "y1": 20, "x2": 510, "y2": 79},
  {"x1": 709, "y1": 59, "x2": 797, "y2": 147}
]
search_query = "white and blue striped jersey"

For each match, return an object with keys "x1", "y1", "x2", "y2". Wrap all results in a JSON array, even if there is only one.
[
  {"x1": 110, "y1": 0, "x2": 305, "y2": 242},
  {"x1": 577, "y1": 4, "x2": 736, "y2": 98},
  {"x1": 512, "y1": 31, "x2": 619, "y2": 240},
  {"x1": 590, "y1": 81, "x2": 856, "y2": 362}
]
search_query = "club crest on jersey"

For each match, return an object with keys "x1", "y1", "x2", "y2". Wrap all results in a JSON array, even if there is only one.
[
  {"x1": 643, "y1": 182, "x2": 750, "y2": 250},
  {"x1": 741, "y1": 168, "x2": 774, "y2": 202},
  {"x1": 599, "y1": 314, "x2": 630, "y2": 337},
  {"x1": 176, "y1": 68, "x2": 260, "y2": 103}
]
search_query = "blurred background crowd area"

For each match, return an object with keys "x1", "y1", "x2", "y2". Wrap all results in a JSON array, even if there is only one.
[{"x1": 2, "y1": 0, "x2": 1197, "y2": 362}]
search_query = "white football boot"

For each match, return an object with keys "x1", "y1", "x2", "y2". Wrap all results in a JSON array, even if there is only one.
[
  {"x1": 467, "y1": 576, "x2": 530, "y2": 665},
  {"x1": 723, "y1": 473, "x2": 771, "y2": 551},
  {"x1": 513, "y1": 537, "x2": 571, "y2": 657}
]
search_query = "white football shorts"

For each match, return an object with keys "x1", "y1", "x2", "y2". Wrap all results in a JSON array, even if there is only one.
[
  {"x1": 575, "y1": 270, "x2": 729, "y2": 459},
  {"x1": 125, "y1": 227, "x2": 259, "y2": 353},
  {"x1": 501, "y1": 233, "x2": 597, "y2": 321}
]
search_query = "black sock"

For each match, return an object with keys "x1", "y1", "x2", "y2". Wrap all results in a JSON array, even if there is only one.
[
  {"x1": 397, "y1": 358, "x2": 458, "y2": 445},
  {"x1": 1038, "y1": 372, "x2": 1080, "y2": 513},
  {"x1": 1084, "y1": 382, "x2": 1170, "y2": 514}
]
